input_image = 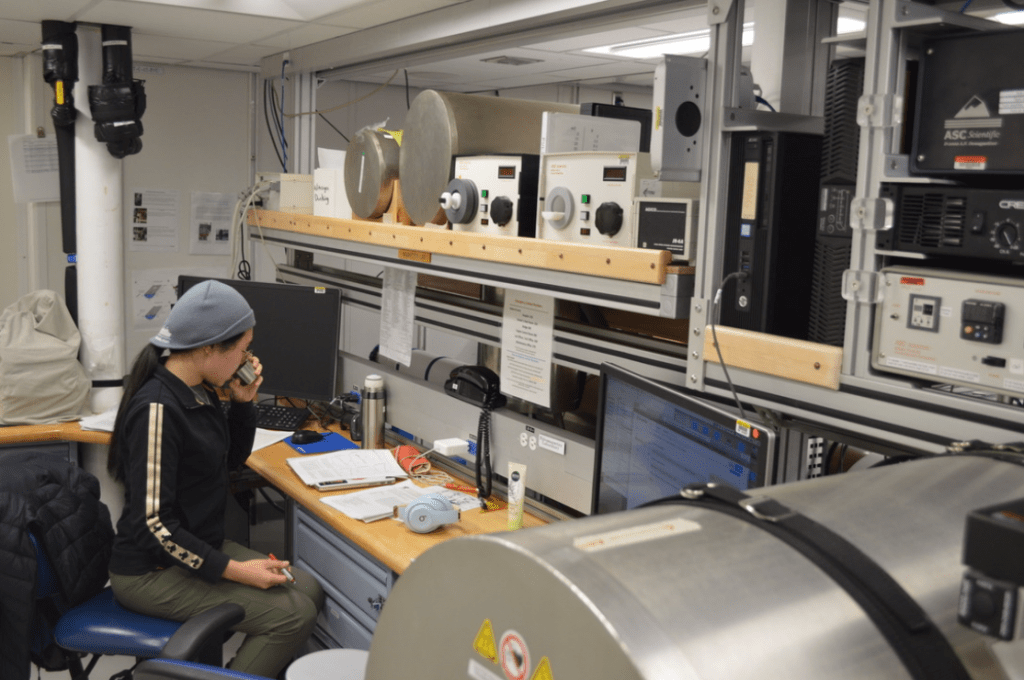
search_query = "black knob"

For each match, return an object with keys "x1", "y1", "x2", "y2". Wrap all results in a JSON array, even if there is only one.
[
  {"x1": 595, "y1": 202, "x2": 624, "y2": 236},
  {"x1": 995, "y1": 221, "x2": 1018, "y2": 248},
  {"x1": 491, "y1": 196, "x2": 514, "y2": 226}
]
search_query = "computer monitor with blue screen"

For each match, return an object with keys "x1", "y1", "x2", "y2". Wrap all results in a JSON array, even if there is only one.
[
  {"x1": 177, "y1": 276, "x2": 341, "y2": 403},
  {"x1": 591, "y1": 363, "x2": 776, "y2": 514}
]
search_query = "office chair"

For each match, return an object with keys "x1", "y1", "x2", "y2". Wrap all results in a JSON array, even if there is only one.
[{"x1": 31, "y1": 532, "x2": 245, "y2": 680}]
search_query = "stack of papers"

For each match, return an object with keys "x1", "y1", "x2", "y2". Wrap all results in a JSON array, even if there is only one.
[
  {"x1": 286, "y1": 448, "x2": 408, "y2": 491},
  {"x1": 320, "y1": 479, "x2": 479, "y2": 523}
]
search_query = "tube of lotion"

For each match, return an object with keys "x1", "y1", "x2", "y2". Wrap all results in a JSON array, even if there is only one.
[{"x1": 508, "y1": 462, "x2": 527, "y2": 530}]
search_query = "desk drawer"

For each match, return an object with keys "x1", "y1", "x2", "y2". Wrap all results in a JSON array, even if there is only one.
[
  {"x1": 293, "y1": 508, "x2": 394, "y2": 625},
  {"x1": 316, "y1": 581, "x2": 373, "y2": 651}
]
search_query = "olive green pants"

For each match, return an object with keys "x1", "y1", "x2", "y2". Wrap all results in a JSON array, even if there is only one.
[{"x1": 109, "y1": 540, "x2": 325, "y2": 678}]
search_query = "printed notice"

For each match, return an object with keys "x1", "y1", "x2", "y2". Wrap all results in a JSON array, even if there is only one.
[
  {"x1": 8, "y1": 135, "x2": 60, "y2": 203},
  {"x1": 129, "y1": 188, "x2": 180, "y2": 252},
  {"x1": 500, "y1": 291, "x2": 554, "y2": 408},
  {"x1": 378, "y1": 267, "x2": 417, "y2": 366},
  {"x1": 189, "y1": 191, "x2": 235, "y2": 255}
]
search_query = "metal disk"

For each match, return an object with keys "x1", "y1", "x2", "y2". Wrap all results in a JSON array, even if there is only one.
[
  {"x1": 399, "y1": 90, "x2": 578, "y2": 225},
  {"x1": 344, "y1": 128, "x2": 400, "y2": 219}
]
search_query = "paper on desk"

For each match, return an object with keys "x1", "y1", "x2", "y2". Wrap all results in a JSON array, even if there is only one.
[
  {"x1": 79, "y1": 406, "x2": 118, "y2": 432},
  {"x1": 286, "y1": 448, "x2": 407, "y2": 487},
  {"x1": 253, "y1": 428, "x2": 292, "y2": 452},
  {"x1": 320, "y1": 480, "x2": 478, "y2": 523}
]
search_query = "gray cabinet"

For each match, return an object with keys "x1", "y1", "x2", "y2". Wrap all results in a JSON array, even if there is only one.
[{"x1": 292, "y1": 505, "x2": 396, "y2": 650}]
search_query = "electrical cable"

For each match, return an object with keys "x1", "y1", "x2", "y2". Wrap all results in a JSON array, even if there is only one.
[
  {"x1": 475, "y1": 407, "x2": 493, "y2": 509},
  {"x1": 279, "y1": 60, "x2": 288, "y2": 172},
  {"x1": 710, "y1": 271, "x2": 750, "y2": 421},
  {"x1": 284, "y1": 69, "x2": 401, "y2": 118},
  {"x1": 755, "y1": 95, "x2": 777, "y2": 112},
  {"x1": 262, "y1": 81, "x2": 284, "y2": 169},
  {"x1": 318, "y1": 112, "x2": 349, "y2": 143}
]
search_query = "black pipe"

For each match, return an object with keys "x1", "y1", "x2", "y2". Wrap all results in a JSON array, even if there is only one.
[
  {"x1": 88, "y1": 24, "x2": 146, "y2": 158},
  {"x1": 40, "y1": 20, "x2": 78, "y2": 254}
]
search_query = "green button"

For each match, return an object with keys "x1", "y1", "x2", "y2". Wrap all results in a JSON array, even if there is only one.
[
  {"x1": 481, "y1": 189, "x2": 489, "y2": 198},
  {"x1": 581, "y1": 194, "x2": 590, "y2": 204}
]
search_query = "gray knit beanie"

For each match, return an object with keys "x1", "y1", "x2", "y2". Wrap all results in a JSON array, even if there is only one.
[{"x1": 152, "y1": 280, "x2": 255, "y2": 350}]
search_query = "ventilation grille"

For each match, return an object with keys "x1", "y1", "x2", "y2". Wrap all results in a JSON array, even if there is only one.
[
  {"x1": 896, "y1": 193, "x2": 967, "y2": 249},
  {"x1": 807, "y1": 240, "x2": 851, "y2": 346},
  {"x1": 820, "y1": 59, "x2": 865, "y2": 186}
]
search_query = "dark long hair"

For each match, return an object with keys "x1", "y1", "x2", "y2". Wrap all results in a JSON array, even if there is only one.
[{"x1": 106, "y1": 333, "x2": 245, "y2": 480}]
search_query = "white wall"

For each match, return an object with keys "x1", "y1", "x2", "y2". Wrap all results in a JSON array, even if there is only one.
[
  {"x1": 0, "y1": 56, "x2": 21, "y2": 312},
  {"x1": 120, "y1": 64, "x2": 255, "y2": 361}
]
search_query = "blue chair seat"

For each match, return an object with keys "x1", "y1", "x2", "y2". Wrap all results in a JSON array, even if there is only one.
[{"x1": 55, "y1": 588, "x2": 183, "y2": 657}]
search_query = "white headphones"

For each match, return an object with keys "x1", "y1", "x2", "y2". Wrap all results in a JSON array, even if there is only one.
[{"x1": 396, "y1": 494, "x2": 461, "y2": 533}]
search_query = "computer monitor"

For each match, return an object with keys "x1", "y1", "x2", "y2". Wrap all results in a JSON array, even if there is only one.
[
  {"x1": 591, "y1": 363, "x2": 775, "y2": 514},
  {"x1": 177, "y1": 276, "x2": 341, "y2": 403}
]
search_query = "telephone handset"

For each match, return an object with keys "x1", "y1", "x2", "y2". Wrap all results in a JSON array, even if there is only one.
[
  {"x1": 444, "y1": 365, "x2": 506, "y2": 508},
  {"x1": 444, "y1": 365, "x2": 507, "y2": 410}
]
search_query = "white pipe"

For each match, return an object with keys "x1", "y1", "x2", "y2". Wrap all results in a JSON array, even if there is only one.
[{"x1": 74, "y1": 24, "x2": 125, "y2": 414}]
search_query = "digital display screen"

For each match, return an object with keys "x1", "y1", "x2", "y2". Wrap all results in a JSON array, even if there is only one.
[
  {"x1": 603, "y1": 166, "x2": 628, "y2": 182},
  {"x1": 497, "y1": 166, "x2": 517, "y2": 179},
  {"x1": 592, "y1": 364, "x2": 774, "y2": 514}
]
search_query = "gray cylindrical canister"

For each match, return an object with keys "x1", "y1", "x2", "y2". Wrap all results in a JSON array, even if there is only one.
[{"x1": 360, "y1": 373, "x2": 386, "y2": 449}]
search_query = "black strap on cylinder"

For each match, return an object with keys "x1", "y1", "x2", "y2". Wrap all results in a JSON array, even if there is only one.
[
  {"x1": 657, "y1": 483, "x2": 972, "y2": 680},
  {"x1": 92, "y1": 379, "x2": 125, "y2": 388}
]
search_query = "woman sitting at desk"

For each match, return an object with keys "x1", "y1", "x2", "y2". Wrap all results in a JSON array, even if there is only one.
[{"x1": 107, "y1": 279, "x2": 324, "y2": 678}]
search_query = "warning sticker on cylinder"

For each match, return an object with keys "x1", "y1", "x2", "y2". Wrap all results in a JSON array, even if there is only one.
[
  {"x1": 499, "y1": 630, "x2": 530, "y2": 680},
  {"x1": 473, "y1": 619, "x2": 498, "y2": 663},
  {"x1": 573, "y1": 518, "x2": 700, "y2": 552}
]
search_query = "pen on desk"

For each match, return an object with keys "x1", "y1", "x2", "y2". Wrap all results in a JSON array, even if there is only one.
[
  {"x1": 268, "y1": 552, "x2": 295, "y2": 582},
  {"x1": 316, "y1": 477, "x2": 395, "y2": 491}
]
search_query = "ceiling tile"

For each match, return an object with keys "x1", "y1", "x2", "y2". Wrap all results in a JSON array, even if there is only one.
[
  {"x1": 0, "y1": 0, "x2": 94, "y2": 23},
  {"x1": 77, "y1": 0, "x2": 302, "y2": 44},
  {"x1": 0, "y1": 18, "x2": 42, "y2": 48},
  {"x1": 131, "y1": 33, "x2": 239, "y2": 61},
  {"x1": 257, "y1": 23, "x2": 356, "y2": 50},
  {"x1": 316, "y1": 0, "x2": 467, "y2": 29}
]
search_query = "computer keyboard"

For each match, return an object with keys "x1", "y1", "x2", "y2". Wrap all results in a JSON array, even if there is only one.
[{"x1": 221, "y1": 401, "x2": 309, "y2": 430}]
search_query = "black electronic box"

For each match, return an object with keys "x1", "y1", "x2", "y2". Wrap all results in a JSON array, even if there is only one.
[
  {"x1": 911, "y1": 29, "x2": 1024, "y2": 177},
  {"x1": 877, "y1": 183, "x2": 1024, "y2": 264},
  {"x1": 720, "y1": 131, "x2": 823, "y2": 340}
]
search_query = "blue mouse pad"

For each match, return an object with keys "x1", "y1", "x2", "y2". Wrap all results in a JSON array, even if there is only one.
[{"x1": 286, "y1": 432, "x2": 359, "y2": 455}]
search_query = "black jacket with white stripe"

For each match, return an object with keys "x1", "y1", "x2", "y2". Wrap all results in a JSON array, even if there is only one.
[{"x1": 109, "y1": 364, "x2": 257, "y2": 583}]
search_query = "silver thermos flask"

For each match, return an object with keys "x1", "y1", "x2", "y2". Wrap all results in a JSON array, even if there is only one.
[{"x1": 361, "y1": 374, "x2": 386, "y2": 449}]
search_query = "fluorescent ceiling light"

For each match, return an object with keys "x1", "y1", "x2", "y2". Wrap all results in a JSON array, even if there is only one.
[
  {"x1": 993, "y1": 11, "x2": 1024, "y2": 25},
  {"x1": 837, "y1": 16, "x2": 866, "y2": 34},
  {"x1": 585, "y1": 23, "x2": 754, "y2": 60}
]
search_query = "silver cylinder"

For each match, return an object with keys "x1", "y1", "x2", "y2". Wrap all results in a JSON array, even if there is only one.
[
  {"x1": 399, "y1": 90, "x2": 578, "y2": 225},
  {"x1": 366, "y1": 455, "x2": 1024, "y2": 680},
  {"x1": 359, "y1": 373, "x2": 386, "y2": 449},
  {"x1": 344, "y1": 129, "x2": 400, "y2": 219}
]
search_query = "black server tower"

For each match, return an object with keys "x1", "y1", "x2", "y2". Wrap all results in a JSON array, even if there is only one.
[
  {"x1": 808, "y1": 58, "x2": 865, "y2": 346},
  {"x1": 720, "y1": 131, "x2": 823, "y2": 339}
]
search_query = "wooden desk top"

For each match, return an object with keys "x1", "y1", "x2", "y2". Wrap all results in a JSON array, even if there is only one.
[
  {"x1": 0, "y1": 421, "x2": 112, "y2": 446},
  {"x1": 246, "y1": 437, "x2": 546, "y2": 574}
]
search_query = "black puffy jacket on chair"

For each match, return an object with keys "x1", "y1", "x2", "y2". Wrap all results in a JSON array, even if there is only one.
[{"x1": 0, "y1": 450, "x2": 114, "y2": 680}]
